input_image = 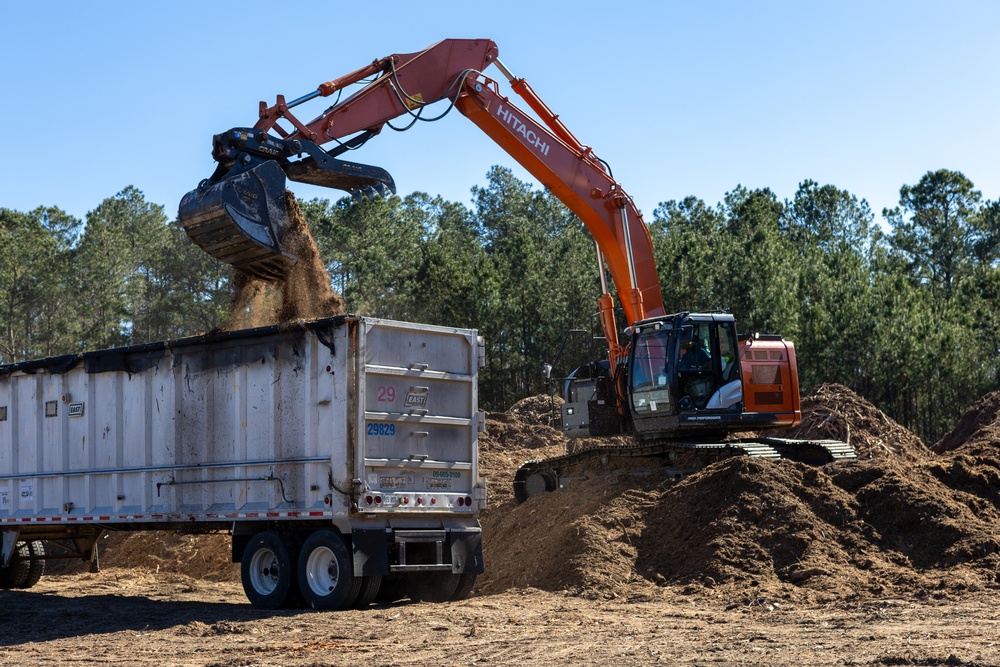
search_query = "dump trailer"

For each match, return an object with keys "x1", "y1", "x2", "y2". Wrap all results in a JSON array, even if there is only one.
[{"x1": 0, "y1": 315, "x2": 486, "y2": 609}]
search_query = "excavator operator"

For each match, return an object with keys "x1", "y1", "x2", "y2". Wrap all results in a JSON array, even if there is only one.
[{"x1": 679, "y1": 337, "x2": 711, "y2": 370}]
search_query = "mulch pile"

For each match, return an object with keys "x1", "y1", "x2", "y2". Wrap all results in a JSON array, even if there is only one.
[
  {"x1": 479, "y1": 384, "x2": 1000, "y2": 602},
  {"x1": 765, "y1": 382, "x2": 931, "y2": 462},
  {"x1": 933, "y1": 390, "x2": 1000, "y2": 456}
]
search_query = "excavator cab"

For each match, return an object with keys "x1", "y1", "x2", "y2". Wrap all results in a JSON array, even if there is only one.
[
  {"x1": 627, "y1": 314, "x2": 744, "y2": 438},
  {"x1": 563, "y1": 313, "x2": 800, "y2": 439},
  {"x1": 178, "y1": 129, "x2": 395, "y2": 280}
]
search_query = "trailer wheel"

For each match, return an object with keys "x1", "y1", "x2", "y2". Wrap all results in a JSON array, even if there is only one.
[
  {"x1": 0, "y1": 541, "x2": 44, "y2": 589},
  {"x1": 297, "y1": 530, "x2": 356, "y2": 610},
  {"x1": 240, "y1": 532, "x2": 299, "y2": 610},
  {"x1": 19, "y1": 541, "x2": 45, "y2": 589},
  {"x1": 0, "y1": 541, "x2": 30, "y2": 589}
]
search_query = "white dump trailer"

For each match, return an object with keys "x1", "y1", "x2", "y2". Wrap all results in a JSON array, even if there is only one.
[{"x1": 0, "y1": 315, "x2": 486, "y2": 609}]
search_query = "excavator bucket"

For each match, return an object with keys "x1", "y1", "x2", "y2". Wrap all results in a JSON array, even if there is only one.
[
  {"x1": 178, "y1": 145, "x2": 396, "y2": 281},
  {"x1": 178, "y1": 160, "x2": 297, "y2": 281}
]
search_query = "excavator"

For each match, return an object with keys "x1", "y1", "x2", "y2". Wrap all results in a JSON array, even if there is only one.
[{"x1": 178, "y1": 38, "x2": 854, "y2": 504}]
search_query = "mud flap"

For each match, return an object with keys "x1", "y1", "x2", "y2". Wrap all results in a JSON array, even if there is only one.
[
  {"x1": 1, "y1": 531, "x2": 18, "y2": 567},
  {"x1": 448, "y1": 530, "x2": 484, "y2": 574},
  {"x1": 352, "y1": 528, "x2": 389, "y2": 577}
]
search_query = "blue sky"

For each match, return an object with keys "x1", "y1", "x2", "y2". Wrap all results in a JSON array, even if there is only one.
[{"x1": 2, "y1": 1, "x2": 998, "y2": 227}]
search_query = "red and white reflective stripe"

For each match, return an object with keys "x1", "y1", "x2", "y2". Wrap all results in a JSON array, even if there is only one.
[{"x1": 0, "y1": 510, "x2": 334, "y2": 524}]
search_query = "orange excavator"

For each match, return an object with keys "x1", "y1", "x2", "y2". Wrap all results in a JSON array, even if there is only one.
[{"x1": 178, "y1": 39, "x2": 854, "y2": 503}]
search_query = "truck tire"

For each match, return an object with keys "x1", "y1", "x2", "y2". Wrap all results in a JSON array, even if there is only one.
[
  {"x1": 0, "y1": 541, "x2": 31, "y2": 589},
  {"x1": 0, "y1": 541, "x2": 44, "y2": 589},
  {"x1": 450, "y1": 572, "x2": 477, "y2": 601},
  {"x1": 408, "y1": 571, "x2": 461, "y2": 603},
  {"x1": 19, "y1": 541, "x2": 45, "y2": 589},
  {"x1": 297, "y1": 530, "x2": 358, "y2": 610},
  {"x1": 352, "y1": 575, "x2": 382, "y2": 608},
  {"x1": 240, "y1": 532, "x2": 299, "y2": 610}
]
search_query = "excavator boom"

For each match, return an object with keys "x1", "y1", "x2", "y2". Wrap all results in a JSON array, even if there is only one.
[{"x1": 179, "y1": 39, "x2": 498, "y2": 281}]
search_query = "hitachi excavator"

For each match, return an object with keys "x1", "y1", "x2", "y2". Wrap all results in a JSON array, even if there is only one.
[{"x1": 178, "y1": 38, "x2": 854, "y2": 504}]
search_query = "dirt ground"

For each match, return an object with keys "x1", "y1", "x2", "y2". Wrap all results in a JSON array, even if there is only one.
[
  {"x1": 3, "y1": 574, "x2": 999, "y2": 666},
  {"x1": 4, "y1": 385, "x2": 1000, "y2": 666}
]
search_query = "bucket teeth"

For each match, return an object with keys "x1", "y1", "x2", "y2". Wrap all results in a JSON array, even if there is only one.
[{"x1": 348, "y1": 183, "x2": 391, "y2": 204}]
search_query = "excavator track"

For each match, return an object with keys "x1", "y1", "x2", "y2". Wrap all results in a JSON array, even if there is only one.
[{"x1": 512, "y1": 437, "x2": 855, "y2": 504}]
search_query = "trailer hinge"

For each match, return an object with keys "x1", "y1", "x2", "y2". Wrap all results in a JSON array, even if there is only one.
[{"x1": 473, "y1": 478, "x2": 488, "y2": 509}]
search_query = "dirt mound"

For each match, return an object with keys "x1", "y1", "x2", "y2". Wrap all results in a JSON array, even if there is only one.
[
  {"x1": 482, "y1": 452, "x2": 1000, "y2": 600},
  {"x1": 766, "y1": 383, "x2": 931, "y2": 462},
  {"x1": 481, "y1": 411, "x2": 566, "y2": 453},
  {"x1": 227, "y1": 192, "x2": 345, "y2": 329},
  {"x1": 477, "y1": 395, "x2": 640, "y2": 507},
  {"x1": 98, "y1": 532, "x2": 237, "y2": 581},
  {"x1": 934, "y1": 390, "x2": 1000, "y2": 455},
  {"x1": 506, "y1": 394, "x2": 563, "y2": 426},
  {"x1": 480, "y1": 385, "x2": 1000, "y2": 601},
  {"x1": 478, "y1": 404, "x2": 568, "y2": 509},
  {"x1": 49, "y1": 531, "x2": 237, "y2": 581}
]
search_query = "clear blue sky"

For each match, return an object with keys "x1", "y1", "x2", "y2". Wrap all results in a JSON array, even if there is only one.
[{"x1": 2, "y1": 1, "x2": 998, "y2": 227}]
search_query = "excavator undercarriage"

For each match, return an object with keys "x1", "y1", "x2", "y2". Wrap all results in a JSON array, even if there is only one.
[{"x1": 512, "y1": 436, "x2": 857, "y2": 504}]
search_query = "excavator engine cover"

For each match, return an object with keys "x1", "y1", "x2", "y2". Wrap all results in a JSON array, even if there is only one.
[{"x1": 178, "y1": 160, "x2": 297, "y2": 281}]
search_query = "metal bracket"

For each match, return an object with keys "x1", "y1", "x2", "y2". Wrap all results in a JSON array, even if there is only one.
[{"x1": 1, "y1": 530, "x2": 19, "y2": 568}]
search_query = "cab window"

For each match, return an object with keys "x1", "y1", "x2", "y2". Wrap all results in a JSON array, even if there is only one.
[
  {"x1": 630, "y1": 328, "x2": 672, "y2": 413},
  {"x1": 678, "y1": 322, "x2": 712, "y2": 370},
  {"x1": 716, "y1": 321, "x2": 738, "y2": 382}
]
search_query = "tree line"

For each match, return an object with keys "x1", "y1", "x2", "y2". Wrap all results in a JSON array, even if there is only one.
[{"x1": 2, "y1": 168, "x2": 997, "y2": 444}]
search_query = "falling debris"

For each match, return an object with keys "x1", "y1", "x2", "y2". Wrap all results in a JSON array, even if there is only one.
[{"x1": 227, "y1": 191, "x2": 345, "y2": 330}]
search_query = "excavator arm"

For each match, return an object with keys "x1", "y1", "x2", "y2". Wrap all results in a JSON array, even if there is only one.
[{"x1": 178, "y1": 38, "x2": 664, "y2": 365}]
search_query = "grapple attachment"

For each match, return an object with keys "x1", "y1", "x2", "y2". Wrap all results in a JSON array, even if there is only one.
[{"x1": 178, "y1": 130, "x2": 395, "y2": 281}]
